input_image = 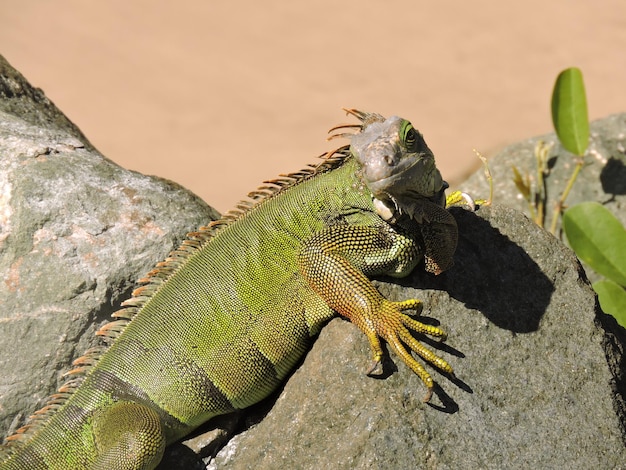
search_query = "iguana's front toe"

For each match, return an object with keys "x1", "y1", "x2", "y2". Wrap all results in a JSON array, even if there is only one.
[{"x1": 362, "y1": 298, "x2": 452, "y2": 402}]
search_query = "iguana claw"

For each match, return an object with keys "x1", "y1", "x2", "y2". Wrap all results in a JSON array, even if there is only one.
[
  {"x1": 361, "y1": 298, "x2": 452, "y2": 403},
  {"x1": 445, "y1": 190, "x2": 476, "y2": 210}
]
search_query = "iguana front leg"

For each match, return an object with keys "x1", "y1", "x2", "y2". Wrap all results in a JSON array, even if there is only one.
[{"x1": 298, "y1": 224, "x2": 453, "y2": 402}]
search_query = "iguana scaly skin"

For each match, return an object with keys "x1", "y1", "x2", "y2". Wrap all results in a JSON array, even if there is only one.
[{"x1": 0, "y1": 109, "x2": 462, "y2": 469}]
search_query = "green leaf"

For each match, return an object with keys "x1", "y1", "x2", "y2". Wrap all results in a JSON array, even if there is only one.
[
  {"x1": 563, "y1": 202, "x2": 626, "y2": 286},
  {"x1": 593, "y1": 279, "x2": 626, "y2": 328},
  {"x1": 551, "y1": 67, "x2": 589, "y2": 156}
]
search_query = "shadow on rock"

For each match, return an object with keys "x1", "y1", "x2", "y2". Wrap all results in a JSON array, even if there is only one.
[
  {"x1": 405, "y1": 206, "x2": 554, "y2": 333},
  {"x1": 600, "y1": 156, "x2": 626, "y2": 197}
]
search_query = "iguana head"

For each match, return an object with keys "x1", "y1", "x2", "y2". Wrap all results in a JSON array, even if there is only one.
[
  {"x1": 334, "y1": 110, "x2": 447, "y2": 222},
  {"x1": 330, "y1": 109, "x2": 457, "y2": 274}
]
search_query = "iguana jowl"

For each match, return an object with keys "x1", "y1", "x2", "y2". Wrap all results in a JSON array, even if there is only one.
[{"x1": 1, "y1": 109, "x2": 461, "y2": 469}]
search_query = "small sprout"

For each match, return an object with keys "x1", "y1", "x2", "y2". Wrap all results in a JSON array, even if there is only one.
[
  {"x1": 472, "y1": 149, "x2": 493, "y2": 206},
  {"x1": 512, "y1": 166, "x2": 531, "y2": 201}
]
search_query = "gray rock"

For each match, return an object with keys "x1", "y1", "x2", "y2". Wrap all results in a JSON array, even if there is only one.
[
  {"x1": 0, "y1": 55, "x2": 93, "y2": 148},
  {"x1": 206, "y1": 205, "x2": 625, "y2": 470},
  {"x1": 0, "y1": 55, "x2": 219, "y2": 436},
  {"x1": 462, "y1": 113, "x2": 626, "y2": 242}
]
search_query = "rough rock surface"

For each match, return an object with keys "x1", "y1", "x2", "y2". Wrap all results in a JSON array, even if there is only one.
[
  {"x1": 203, "y1": 205, "x2": 625, "y2": 470},
  {"x1": 462, "y1": 113, "x2": 626, "y2": 282},
  {"x1": 0, "y1": 55, "x2": 219, "y2": 435},
  {"x1": 0, "y1": 55, "x2": 624, "y2": 469}
]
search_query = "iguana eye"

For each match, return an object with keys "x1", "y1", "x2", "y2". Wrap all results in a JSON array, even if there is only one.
[{"x1": 400, "y1": 121, "x2": 418, "y2": 151}]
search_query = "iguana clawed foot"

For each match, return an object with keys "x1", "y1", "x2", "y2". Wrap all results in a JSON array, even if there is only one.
[
  {"x1": 445, "y1": 190, "x2": 478, "y2": 210},
  {"x1": 361, "y1": 298, "x2": 452, "y2": 403}
]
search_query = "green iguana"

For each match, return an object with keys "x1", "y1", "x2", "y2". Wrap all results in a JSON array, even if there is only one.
[{"x1": 0, "y1": 109, "x2": 470, "y2": 469}]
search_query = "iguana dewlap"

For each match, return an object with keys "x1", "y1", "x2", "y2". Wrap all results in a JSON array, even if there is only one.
[{"x1": 0, "y1": 109, "x2": 460, "y2": 469}]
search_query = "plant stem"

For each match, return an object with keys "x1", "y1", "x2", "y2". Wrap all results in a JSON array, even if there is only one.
[{"x1": 549, "y1": 156, "x2": 584, "y2": 234}]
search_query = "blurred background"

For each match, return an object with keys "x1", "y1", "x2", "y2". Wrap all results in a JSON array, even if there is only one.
[{"x1": 1, "y1": 0, "x2": 625, "y2": 212}]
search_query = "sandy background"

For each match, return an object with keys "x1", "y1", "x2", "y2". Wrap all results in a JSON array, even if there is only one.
[{"x1": 1, "y1": 1, "x2": 625, "y2": 212}]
